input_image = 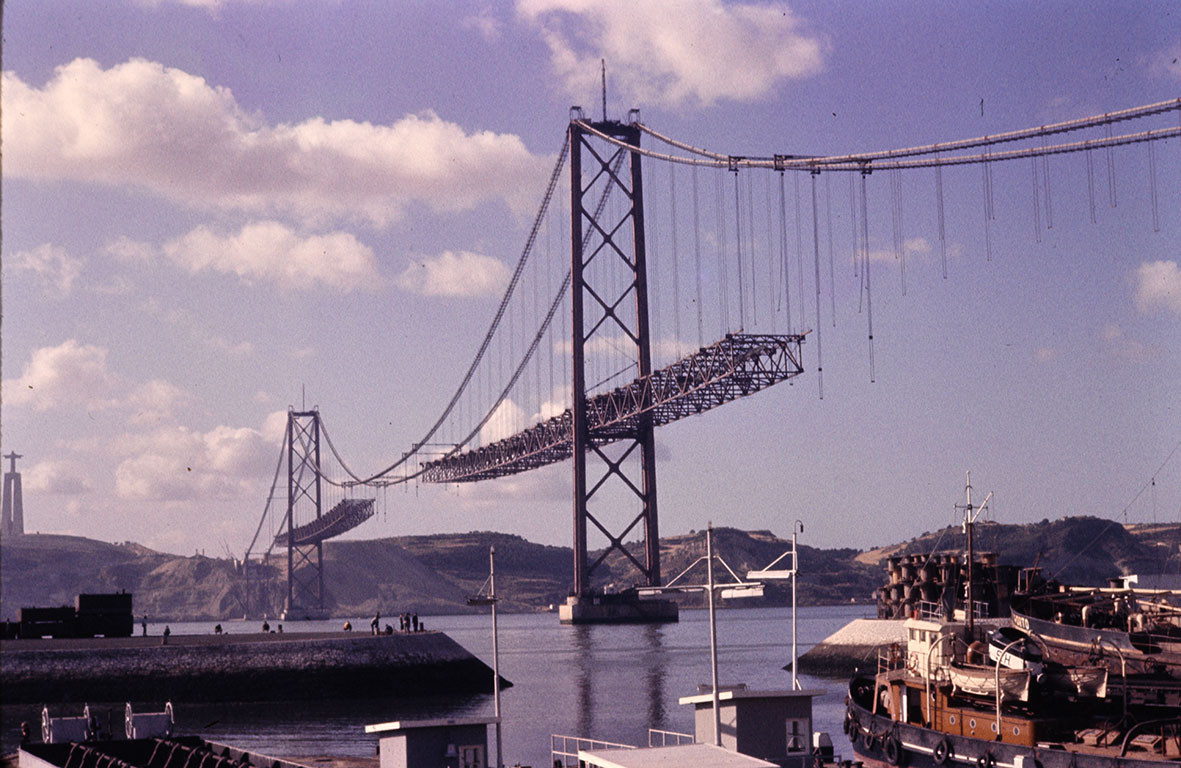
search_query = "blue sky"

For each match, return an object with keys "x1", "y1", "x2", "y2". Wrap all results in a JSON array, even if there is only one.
[{"x1": 2, "y1": 1, "x2": 1179, "y2": 562}]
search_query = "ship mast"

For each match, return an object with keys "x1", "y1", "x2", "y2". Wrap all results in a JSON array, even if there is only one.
[{"x1": 956, "y1": 471, "x2": 992, "y2": 636}]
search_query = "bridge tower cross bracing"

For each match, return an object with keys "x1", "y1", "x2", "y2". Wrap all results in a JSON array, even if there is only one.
[
  {"x1": 569, "y1": 115, "x2": 661, "y2": 597},
  {"x1": 285, "y1": 409, "x2": 325, "y2": 614}
]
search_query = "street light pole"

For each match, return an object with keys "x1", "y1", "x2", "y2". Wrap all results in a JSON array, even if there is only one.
[
  {"x1": 707, "y1": 524, "x2": 721, "y2": 746},
  {"x1": 490, "y1": 545, "x2": 502, "y2": 768},
  {"x1": 791, "y1": 520, "x2": 802, "y2": 691}
]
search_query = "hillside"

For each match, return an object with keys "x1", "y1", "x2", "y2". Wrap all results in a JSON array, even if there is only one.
[{"x1": 2, "y1": 518, "x2": 1177, "y2": 621}]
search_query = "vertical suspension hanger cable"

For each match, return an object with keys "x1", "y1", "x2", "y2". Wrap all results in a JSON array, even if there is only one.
[
  {"x1": 1086, "y1": 146, "x2": 1098, "y2": 224},
  {"x1": 669, "y1": 161, "x2": 682, "y2": 356},
  {"x1": 1148, "y1": 139, "x2": 1160, "y2": 233},
  {"x1": 810, "y1": 171, "x2": 824, "y2": 400},
  {"x1": 1106, "y1": 122, "x2": 1118, "y2": 208},
  {"x1": 779, "y1": 170, "x2": 792, "y2": 333},
  {"x1": 936, "y1": 158, "x2": 948, "y2": 279},
  {"x1": 794, "y1": 172, "x2": 806, "y2": 332},
  {"x1": 733, "y1": 169, "x2": 746, "y2": 330},
  {"x1": 766, "y1": 170, "x2": 776, "y2": 333},
  {"x1": 982, "y1": 149, "x2": 994, "y2": 261},
  {"x1": 716, "y1": 167, "x2": 730, "y2": 331},
  {"x1": 824, "y1": 172, "x2": 836, "y2": 327},
  {"x1": 861, "y1": 169, "x2": 876, "y2": 383},
  {"x1": 692, "y1": 163, "x2": 704, "y2": 348},
  {"x1": 892, "y1": 168, "x2": 906, "y2": 295},
  {"x1": 1042, "y1": 138, "x2": 1053, "y2": 230},
  {"x1": 849, "y1": 172, "x2": 860, "y2": 279},
  {"x1": 1031, "y1": 155, "x2": 1043, "y2": 244},
  {"x1": 747, "y1": 168, "x2": 758, "y2": 326}
]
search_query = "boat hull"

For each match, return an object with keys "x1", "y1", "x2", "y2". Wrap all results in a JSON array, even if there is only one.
[{"x1": 845, "y1": 688, "x2": 1176, "y2": 768}]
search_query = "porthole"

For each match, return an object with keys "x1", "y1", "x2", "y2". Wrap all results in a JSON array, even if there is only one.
[
  {"x1": 1012, "y1": 726, "x2": 1020, "y2": 736},
  {"x1": 990, "y1": 723, "x2": 998, "y2": 733},
  {"x1": 949, "y1": 715, "x2": 957, "y2": 725},
  {"x1": 969, "y1": 718, "x2": 977, "y2": 729}
]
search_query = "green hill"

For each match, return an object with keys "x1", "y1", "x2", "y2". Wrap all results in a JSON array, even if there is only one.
[{"x1": 1, "y1": 518, "x2": 1177, "y2": 621}]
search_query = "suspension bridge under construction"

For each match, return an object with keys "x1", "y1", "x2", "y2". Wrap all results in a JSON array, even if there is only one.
[{"x1": 241, "y1": 98, "x2": 1181, "y2": 622}]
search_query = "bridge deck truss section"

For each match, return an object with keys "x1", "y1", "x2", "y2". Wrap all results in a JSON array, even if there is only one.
[
  {"x1": 420, "y1": 332, "x2": 805, "y2": 484},
  {"x1": 275, "y1": 497, "x2": 375, "y2": 548}
]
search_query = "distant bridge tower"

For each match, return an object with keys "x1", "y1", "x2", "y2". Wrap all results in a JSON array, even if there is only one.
[
  {"x1": 2, "y1": 452, "x2": 25, "y2": 538},
  {"x1": 563, "y1": 111, "x2": 675, "y2": 623},
  {"x1": 284, "y1": 410, "x2": 325, "y2": 618}
]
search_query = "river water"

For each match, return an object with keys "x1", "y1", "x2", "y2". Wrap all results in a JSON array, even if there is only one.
[{"x1": 3, "y1": 605, "x2": 872, "y2": 768}]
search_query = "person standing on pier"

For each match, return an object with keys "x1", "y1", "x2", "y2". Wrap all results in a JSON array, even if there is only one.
[
  {"x1": 141, "y1": 615, "x2": 147, "y2": 636},
  {"x1": 370, "y1": 611, "x2": 380, "y2": 635}
]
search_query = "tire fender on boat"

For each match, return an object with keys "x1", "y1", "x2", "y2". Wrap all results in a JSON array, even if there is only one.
[
  {"x1": 885, "y1": 735, "x2": 904, "y2": 766},
  {"x1": 933, "y1": 738, "x2": 952, "y2": 766},
  {"x1": 976, "y1": 752, "x2": 995, "y2": 768}
]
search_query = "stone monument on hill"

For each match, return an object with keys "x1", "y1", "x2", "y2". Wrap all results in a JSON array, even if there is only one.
[{"x1": 2, "y1": 451, "x2": 25, "y2": 537}]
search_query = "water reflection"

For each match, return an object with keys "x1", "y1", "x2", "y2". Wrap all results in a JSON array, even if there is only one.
[
  {"x1": 642, "y1": 624, "x2": 666, "y2": 730},
  {"x1": 573, "y1": 624, "x2": 594, "y2": 737}
]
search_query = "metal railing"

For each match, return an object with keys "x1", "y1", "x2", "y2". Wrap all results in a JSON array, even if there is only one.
[{"x1": 551, "y1": 734, "x2": 635, "y2": 768}]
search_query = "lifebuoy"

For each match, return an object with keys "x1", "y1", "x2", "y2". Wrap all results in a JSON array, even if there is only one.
[
  {"x1": 885, "y1": 736, "x2": 902, "y2": 766},
  {"x1": 933, "y1": 738, "x2": 951, "y2": 765},
  {"x1": 976, "y1": 752, "x2": 995, "y2": 768}
]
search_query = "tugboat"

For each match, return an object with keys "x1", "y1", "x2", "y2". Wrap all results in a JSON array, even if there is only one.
[{"x1": 845, "y1": 476, "x2": 1181, "y2": 768}]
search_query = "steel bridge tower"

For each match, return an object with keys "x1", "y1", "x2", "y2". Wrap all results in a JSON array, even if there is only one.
[
  {"x1": 284, "y1": 409, "x2": 326, "y2": 618},
  {"x1": 564, "y1": 112, "x2": 675, "y2": 623}
]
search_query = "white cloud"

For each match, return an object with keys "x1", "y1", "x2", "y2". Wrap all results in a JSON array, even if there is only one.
[
  {"x1": 1134, "y1": 260, "x2": 1181, "y2": 315},
  {"x1": 126, "y1": 379, "x2": 194, "y2": 426},
  {"x1": 1147, "y1": 44, "x2": 1181, "y2": 82},
  {"x1": 517, "y1": 0, "x2": 824, "y2": 108},
  {"x1": 2, "y1": 340, "x2": 118, "y2": 411},
  {"x1": 114, "y1": 419, "x2": 280, "y2": 501},
  {"x1": 1101, "y1": 324, "x2": 1154, "y2": 362},
  {"x1": 463, "y1": 7, "x2": 504, "y2": 41},
  {"x1": 2, "y1": 58, "x2": 552, "y2": 226},
  {"x1": 480, "y1": 398, "x2": 528, "y2": 444},
  {"x1": 395, "y1": 250, "x2": 510, "y2": 297},
  {"x1": 8, "y1": 243, "x2": 85, "y2": 296},
  {"x1": 106, "y1": 236, "x2": 156, "y2": 263},
  {"x1": 164, "y1": 221, "x2": 383, "y2": 291},
  {"x1": 24, "y1": 460, "x2": 95, "y2": 495}
]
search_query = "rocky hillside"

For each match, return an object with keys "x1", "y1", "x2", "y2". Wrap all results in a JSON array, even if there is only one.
[{"x1": 2, "y1": 518, "x2": 1177, "y2": 621}]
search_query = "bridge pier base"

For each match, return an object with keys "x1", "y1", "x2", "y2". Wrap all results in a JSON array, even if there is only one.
[{"x1": 557, "y1": 593, "x2": 678, "y2": 625}]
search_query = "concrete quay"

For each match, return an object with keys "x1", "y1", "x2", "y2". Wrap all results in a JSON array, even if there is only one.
[{"x1": 0, "y1": 631, "x2": 507, "y2": 703}]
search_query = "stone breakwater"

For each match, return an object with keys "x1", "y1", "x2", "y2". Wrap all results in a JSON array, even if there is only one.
[{"x1": 0, "y1": 631, "x2": 507, "y2": 703}]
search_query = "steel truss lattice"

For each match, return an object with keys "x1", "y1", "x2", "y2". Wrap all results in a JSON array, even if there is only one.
[
  {"x1": 419, "y1": 332, "x2": 804, "y2": 485},
  {"x1": 285, "y1": 410, "x2": 325, "y2": 613}
]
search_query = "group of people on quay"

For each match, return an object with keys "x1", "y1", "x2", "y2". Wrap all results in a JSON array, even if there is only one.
[{"x1": 363, "y1": 611, "x2": 421, "y2": 634}]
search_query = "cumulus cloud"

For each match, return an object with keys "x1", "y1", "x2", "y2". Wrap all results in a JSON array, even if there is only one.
[
  {"x1": 2, "y1": 58, "x2": 551, "y2": 225},
  {"x1": 2, "y1": 340, "x2": 119, "y2": 411},
  {"x1": 394, "y1": 250, "x2": 510, "y2": 297},
  {"x1": 463, "y1": 7, "x2": 504, "y2": 41},
  {"x1": 1134, "y1": 260, "x2": 1181, "y2": 315},
  {"x1": 517, "y1": 0, "x2": 825, "y2": 108},
  {"x1": 8, "y1": 243, "x2": 85, "y2": 296},
  {"x1": 24, "y1": 460, "x2": 95, "y2": 495},
  {"x1": 1101, "y1": 324, "x2": 1154, "y2": 362},
  {"x1": 126, "y1": 379, "x2": 194, "y2": 425},
  {"x1": 114, "y1": 419, "x2": 281, "y2": 501},
  {"x1": 480, "y1": 398, "x2": 528, "y2": 444},
  {"x1": 164, "y1": 221, "x2": 383, "y2": 291}
]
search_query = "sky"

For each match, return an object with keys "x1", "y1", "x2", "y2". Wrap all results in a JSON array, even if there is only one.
[{"x1": 2, "y1": 1, "x2": 1180, "y2": 566}]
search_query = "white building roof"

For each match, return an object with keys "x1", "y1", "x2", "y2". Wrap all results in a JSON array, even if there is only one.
[
  {"x1": 579, "y1": 743, "x2": 777, "y2": 768},
  {"x1": 364, "y1": 716, "x2": 497, "y2": 734}
]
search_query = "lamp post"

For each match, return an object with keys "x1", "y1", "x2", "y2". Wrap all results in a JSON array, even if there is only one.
[
  {"x1": 791, "y1": 521, "x2": 802, "y2": 690},
  {"x1": 636, "y1": 523, "x2": 765, "y2": 749},
  {"x1": 467, "y1": 546, "x2": 502, "y2": 768}
]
